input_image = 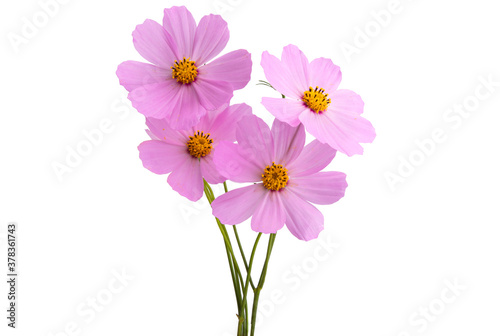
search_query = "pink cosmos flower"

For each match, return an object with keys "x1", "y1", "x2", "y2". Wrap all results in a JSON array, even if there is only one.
[
  {"x1": 117, "y1": 6, "x2": 252, "y2": 130},
  {"x1": 260, "y1": 44, "x2": 375, "y2": 156},
  {"x1": 138, "y1": 103, "x2": 252, "y2": 201},
  {"x1": 211, "y1": 115, "x2": 348, "y2": 241}
]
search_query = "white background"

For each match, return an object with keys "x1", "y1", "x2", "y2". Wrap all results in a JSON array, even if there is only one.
[{"x1": 1, "y1": 0, "x2": 499, "y2": 335}]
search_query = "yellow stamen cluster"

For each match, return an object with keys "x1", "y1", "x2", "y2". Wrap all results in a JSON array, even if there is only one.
[
  {"x1": 187, "y1": 131, "x2": 213, "y2": 158},
  {"x1": 262, "y1": 162, "x2": 289, "y2": 191},
  {"x1": 302, "y1": 86, "x2": 331, "y2": 113},
  {"x1": 172, "y1": 57, "x2": 198, "y2": 84}
]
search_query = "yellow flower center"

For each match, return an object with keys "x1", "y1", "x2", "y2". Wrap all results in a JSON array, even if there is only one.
[
  {"x1": 187, "y1": 131, "x2": 213, "y2": 158},
  {"x1": 302, "y1": 86, "x2": 331, "y2": 113},
  {"x1": 262, "y1": 162, "x2": 289, "y2": 191},
  {"x1": 172, "y1": 57, "x2": 198, "y2": 84}
]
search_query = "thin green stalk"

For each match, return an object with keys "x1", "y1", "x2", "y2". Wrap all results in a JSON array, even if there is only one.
[
  {"x1": 217, "y1": 221, "x2": 245, "y2": 290},
  {"x1": 204, "y1": 184, "x2": 242, "y2": 313},
  {"x1": 233, "y1": 226, "x2": 256, "y2": 291},
  {"x1": 257, "y1": 80, "x2": 286, "y2": 98},
  {"x1": 250, "y1": 234, "x2": 277, "y2": 336},
  {"x1": 237, "y1": 233, "x2": 262, "y2": 336},
  {"x1": 203, "y1": 181, "x2": 245, "y2": 315},
  {"x1": 224, "y1": 182, "x2": 257, "y2": 291}
]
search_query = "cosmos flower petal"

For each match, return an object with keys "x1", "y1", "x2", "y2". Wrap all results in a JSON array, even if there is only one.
[
  {"x1": 209, "y1": 113, "x2": 347, "y2": 240},
  {"x1": 121, "y1": 7, "x2": 253, "y2": 131},
  {"x1": 138, "y1": 140, "x2": 187, "y2": 174},
  {"x1": 138, "y1": 101, "x2": 250, "y2": 201},
  {"x1": 162, "y1": 6, "x2": 196, "y2": 59},
  {"x1": 261, "y1": 51, "x2": 303, "y2": 98},
  {"x1": 192, "y1": 14, "x2": 229, "y2": 65},
  {"x1": 167, "y1": 156, "x2": 204, "y2": 201},
  {"x1": 261, "y1": 98, "x2": 307, "y2": 127},
  {"x1": 300, "y1": 108, "x2": 375, "y2": 156},
  {"x1": 116, "y1": 61, "x2": 171, "y2": 92},
  {"x1": 330, "y1": 89, "x2": 365, "y2": 115},
  {"x1": 192, "y1": 76, "x2": 233, "y2": 111},
  {"x1": 206, "y1": 103, "x2": 253, "y2": 143},
  {"x1": 281, "y1": 189, "x2": 324, "y2": 241},
  {"x1": 145, "y1": 117, "x2": 188, "y2": 146},
  {"x1": 251, "y1": 191, "x2": 286, "y2": 234},
  {"x1": 200, "y1": 50, "x2": 252, "y2": 90},
  {"x1": 309, "y1": 57, "x2": 342, "y2": 93},
  {"x1": 326, "y1": 108, "x2": 376, "y2": 144},
  {"x1": 261, "y1": 45, "x2": 375, "y2": 156},
  {"x1": 288, "y1": 172, "x2": 347, "y2": 205},
  {"x1": 213, "y1": 141, "x2": 262, "y2": 183},
  {"x1": 281, "y1": 44, "x2": 310, "y2": 92},
  {"x1": 212, "y1": 185, "x2": 267, "y2": 225},
  {"x1": 271, "y1": 119, "x2": 305, "y2": 166},
  {"x1": 146, "y1": 129, "x2": 159, "y2": 140},
  {"x1": 128, "y1": 80, "x2": 181, "y2": 119},
  {"x1": 201, "y1": 155, "x2": 226, "y2": 184},
  {"x1": 236, "y1": 115, "x2": 274, "y2": 167},
  {"x1": 287, "y1": 140, "x2": 337, "y2": 177},
  {"x1": 298, "y1": 110, "x2": 360, "y2": 156},
  {"x1": 168, "y1": 85, "x2": 206, "y2": 130},
  {"x1": 194, "y1": 103, "x2": 229, "y2": 135},
  {"x1": 132, "y1": 19, "x2": 177, "y2": 69}
]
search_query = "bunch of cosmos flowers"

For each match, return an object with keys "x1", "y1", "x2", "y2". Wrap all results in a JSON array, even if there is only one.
[{"x1": 117, "y1": 6, "x2": 375, "y2": 336}]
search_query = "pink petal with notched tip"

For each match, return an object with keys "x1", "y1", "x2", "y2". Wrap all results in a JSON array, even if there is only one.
[
  {"x1": 281, "y1": 44, "x2": 310, "y2": 93},
  {"x1": 132, "y1": 19, "x2": 177, "y2": 69},
  {"x1": 167, "y1": 84, "x2": 206, "y2": 130},
  {"x1": 204, "y1": 103, "x2": 252, "y2": 144},
  {"x1": 235, "y1": 115, "x2": 274, "y2": 168},
  {"x1": 200, "y1": 155, "x2": 226, "y2": 184},
  {"x1": 261, "y1": 51, "x2": 303, "y2": 99},
  {"x1": 309, "y1": 57, "x2": 342, "y2": 94},
  {"x1": 287, "y1": 140, "x2": 336, "y2": 178},
  {"x1": 192, "y1": 14, "x2": 229, "y2": 65},
  {"x1": 212, "y1": 184, "x2": 267, "y2": 225},
  {"x1": 192, "y1": 76, "x2": 233, "y2": 112},
  {"x1": 199, "y1": 49, "x2": 252, "y2": 90},
  {"x1": 280, "y1": 189, "x2": 324, "y2": 241},
  {"x1": 330, "y1": 89, "x2": 365, "y2": 116},
  {"x1": 271, "y1": 119, "x2": 305, "y2": 166},
  {"x1": 251, "y1": 191, "x2": 286, "y2": 234},
  {"x1": 167, "y1": 156, "x2": 204, "y2": 202},
  {"x1": 261, "y1": 97, "x2": 307, "y2": 127},
  {"x1": 128, "y1": 80, "x2": 180, "y2": 119},
  {"x1": 213, "y1": 141, "x2": 262, "y2": 183},
  {"x1": 116, "y1": 61, "x2": 171, "y2": 92},
  {"x1": 138, "y1": 140, "x2": 187, "y2": 175},
  {"x1": 162, "y1": 6, "x2": 196, "y2": 60},
  {"x1": 288, "y1": 171, "x2": 347, "y2": 205},
  {"x1": 145, "y1": 117, "x2": 188, "y2": 146},
  {"x1": 299, "y1": 107, "x2": 375, "y2": 156}
]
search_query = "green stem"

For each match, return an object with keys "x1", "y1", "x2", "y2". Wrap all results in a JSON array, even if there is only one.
[
  {"x1": 219, "y1": 222, "x2": 245, "y2": 290},
  {"x1": 237, "y1": 233, "x2": 262, "y2": 336},
  {"x1": 233, "y1": 226, "x2": 256, "y2": 291},
  {"x1": 203, "y1": 180, "x2": 243, "y2": 314},
  {"x1": 250, "y1": 234, "x2": 277, "y2": 336},
  {"x1": 257, "y1": 80, "x2": 285, "y2": 98},
  {"x1": 224, "y1": 181, "x2": 256, "y2": 291}
]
